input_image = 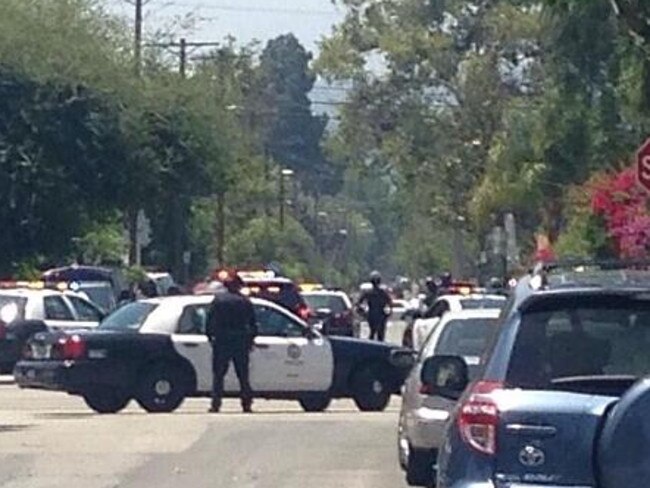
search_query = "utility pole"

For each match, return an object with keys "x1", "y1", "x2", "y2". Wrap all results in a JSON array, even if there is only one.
[
  {"x1": 128, "y1": 0, "x2": 145, "y2": 266},
  {"x1": 134, "y1": 0, "x2": 143, "y2": 75},
  {"x1": 179, "y1": 38, "x2": 187, "y2": 78},
  {"x1": 141, "y1": 38, "x2": 223, "y2": 280}
]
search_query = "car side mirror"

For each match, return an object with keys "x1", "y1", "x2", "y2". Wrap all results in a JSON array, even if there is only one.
[
  {"x1": 420, "y1": 355, "x2": 469, "y2": 401},
  {"x1": 305, "y1": 324, "x2": 320, "y2": 340},
  {"x1": 390, "y1": 349, "x2": 417, "y2": 369}
]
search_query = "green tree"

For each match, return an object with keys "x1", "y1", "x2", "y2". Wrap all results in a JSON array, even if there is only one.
[{"x1": 256, "y1": 34, "x2": 340, "y2": 195}]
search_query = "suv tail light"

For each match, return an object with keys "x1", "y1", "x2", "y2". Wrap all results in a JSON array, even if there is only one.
[
  {"x1": 458, "y1": 380, "x2": 503, "y2": 456},
  {"x1": 56, "y1": 335, "x2": 86, "y2": 359}
]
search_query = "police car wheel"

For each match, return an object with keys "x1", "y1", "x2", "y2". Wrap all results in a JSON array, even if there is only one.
[
  {"x1": 83, "y1": 387, "x2": 131, "y2": 414},
  {"x1": 299, "y1": 394, "x2": 331, "y2": 412},
  {"x1": 351, "y1": 364, "x2": 391, "y2": 412},
  {"x1": 136, "y1": 363, "x2": 189, "y2": 413}
]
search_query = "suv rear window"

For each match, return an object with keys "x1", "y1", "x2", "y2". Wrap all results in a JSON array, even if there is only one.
[
  {"x1": 507, "y1": 296, "x2": 650, "y2": 390},
  {"x1": 244, "y1": 281, "x2": 304, "y2": 311},
  {"x1": 303, "y1": 294, "x2": 348, "y2": 313}
]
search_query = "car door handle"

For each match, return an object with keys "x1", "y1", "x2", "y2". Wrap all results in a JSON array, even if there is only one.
[
  {"x1": 255, "y1": 343, "x2": 270, "y2": 349},
  {"x1": 505, "y1": 424, "x2": 557, "y2": 437},
  {"x1": 182, "y1": 343, "x2": 199, "y2": 348}
]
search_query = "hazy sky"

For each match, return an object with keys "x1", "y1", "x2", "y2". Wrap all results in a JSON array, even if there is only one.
[{"x1": 106, "y1": 0, "x2": 345, "y2": 54}]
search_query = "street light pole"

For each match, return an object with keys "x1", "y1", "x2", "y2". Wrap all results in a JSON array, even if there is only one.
[{"x1": 279, "y1": 169, "x2": 294, "y2": 230}]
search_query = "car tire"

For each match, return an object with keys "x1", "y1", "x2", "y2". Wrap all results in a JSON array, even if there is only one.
[
  {"x1": 136, "y1": 363, "x2": 189, "y2": 413},
  {"x1": 406, "y1": 448, "x2": 434, "y2": 487},
  {"x1": 351, "y1": 364, "x2": 391, "y2": 412},
  {"x1": 299, "y1": 394, "x2": 332, "y2": 412},
  {"x1": 83, "y1": 387, "x2": 131, "y2": 414}
]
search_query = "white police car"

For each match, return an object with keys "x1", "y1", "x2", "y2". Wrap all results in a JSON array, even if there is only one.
[{"x1": 14, "y1": 295, "x2": 411, "y2": 414}]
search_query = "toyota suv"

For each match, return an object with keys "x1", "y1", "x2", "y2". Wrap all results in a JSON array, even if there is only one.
[{"x1": 423, "y1": 261, "x2": 650, "y2": 488}]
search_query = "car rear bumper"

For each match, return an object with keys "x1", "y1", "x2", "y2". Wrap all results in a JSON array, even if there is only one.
[
  {"x1": 407, "y1": 406, "x2": 450, "y2": 449},
  {"x1": 14, "y1": 360, "x2": 131, "y2": 394},
  {"x1": 448, "y1": 482, "x2": 591, "y2": 488},
  {"x1": 0, "y1": 338, "x2": 21, "y2": 366}
]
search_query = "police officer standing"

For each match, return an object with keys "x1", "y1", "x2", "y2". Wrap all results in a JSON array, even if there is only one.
[
  {"x1": 357, "y1": 271, "x2": 392, "y2": 342},
  {"x1": 205, "y1": 272, "x2": 257, "y2": 413}
]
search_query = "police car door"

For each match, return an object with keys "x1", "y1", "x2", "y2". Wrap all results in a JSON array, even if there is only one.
[
  {"x1": 172, "y1": 304, "x2": 213, "y2": 393},
  {"x1": 252, "y1": 304, "x2": 333, "y2": 392}
]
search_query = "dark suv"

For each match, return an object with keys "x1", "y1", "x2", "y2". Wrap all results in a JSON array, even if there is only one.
[{"x1": 422, "y1": 261, "x2": 650, "y2": 488}]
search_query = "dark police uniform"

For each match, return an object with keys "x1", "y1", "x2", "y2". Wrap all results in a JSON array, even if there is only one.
[
  {"x1": 205, "y1": 289, "x2": 257, "y2": 411},
  {"x1": 358, "y1": 285, "x2": 392, "y2": 341}
]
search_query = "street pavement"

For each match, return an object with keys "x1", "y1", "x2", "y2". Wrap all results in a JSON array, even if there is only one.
[{"x1": 0, "y1": 321, "x2": 410, "y2": 488}]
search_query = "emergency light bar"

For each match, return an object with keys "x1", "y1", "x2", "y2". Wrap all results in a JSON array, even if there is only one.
[{"x1": 0, "y1": 280, "x2": 81, "y2": 291}]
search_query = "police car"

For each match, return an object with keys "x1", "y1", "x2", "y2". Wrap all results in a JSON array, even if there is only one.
[{"x1": 14, "y1": 295, "x2": 411, "y2": 414}]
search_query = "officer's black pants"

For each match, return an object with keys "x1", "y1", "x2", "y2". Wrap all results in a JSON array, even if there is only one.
[
  {"x1": 211, "y1": 338, "x2": 253, "y2": 409},
  {"x1": 368, "y1": 318, "x2": 387, "y2": 342}
]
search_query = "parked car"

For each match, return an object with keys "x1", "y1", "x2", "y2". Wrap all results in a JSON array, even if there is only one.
[
  {"x1": 391, "y1": 299, "x2": 409, "y2": 320},
  {"x1": 0, "y1": 286, "x2": 104, "y2": 373},
  {"x1": 144, "y1": 271, "x2": 178, "y2": 296},
  {"x1": 425, "y1": 261, "x2": 650, "y2": 488},
  {"x1": 42, "y1": 265, "x2": 127, "y2": 304},
  {"x1": 302, "y1": 290, "x2": 356, "y2": 337},
  {"x1": 403, "y1": 293, "x2": 506, "y2": 350},
  {"x1": 15, "y1": 295, "x2": 412, "y2": 414},
  {"x1": 397, "y1": 309, "x2": 501, "y2": 486}
]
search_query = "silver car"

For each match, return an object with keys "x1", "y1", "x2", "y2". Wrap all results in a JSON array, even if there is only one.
[{"x1": 397, "y1": 308, "x2": 502, "y2": 486}]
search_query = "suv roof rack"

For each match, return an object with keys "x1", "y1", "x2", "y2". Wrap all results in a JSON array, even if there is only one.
[{"x1": 529, "y1": 259, "x2": 650, "y2": 291}]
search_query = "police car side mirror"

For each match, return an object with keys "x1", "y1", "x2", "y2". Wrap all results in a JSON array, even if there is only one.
[
  {"x1": 304, "y1": 324, "x2": 320, "y2": 340},
  {"x1": 421, "y1": 355, "x2": 469, "y2": 401}
]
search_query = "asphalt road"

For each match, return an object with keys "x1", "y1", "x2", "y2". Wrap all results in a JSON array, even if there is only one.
[{"x1": 0, "y1": 321, "x2": 410, "y2": 488}]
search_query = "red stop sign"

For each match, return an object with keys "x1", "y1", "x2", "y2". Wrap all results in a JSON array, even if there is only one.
[{"x1": 637, "y1": 138, "x2": 650, "y2": 192}]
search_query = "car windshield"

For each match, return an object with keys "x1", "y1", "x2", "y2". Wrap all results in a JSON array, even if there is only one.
[
  {"x1": 507, "y1": 297, "x2": 650, "y2": 390},
  {"x1": 99, "y1": 302, "x2": 157, "y2": 332},
  {"x1": 460, "y1": 298, "x2": 506, "y2": 310},
  {"x1": 434, "y1": 318, "x2": 498, "y2": 358},
  {"x1": 303, "y1": 294, "x2": 347, "y2": 313},
  {"x1": 0, "y1": 295, "x2": 27, "y2": 323}
]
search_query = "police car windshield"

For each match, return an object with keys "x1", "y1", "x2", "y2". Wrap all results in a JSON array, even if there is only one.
[
  {"x1": 100, "y1": 302, "x2": 157, "y2": 331},
  {"x1": 434, "y1": 318, "x2": 497, "y2": 357},
  {"x1": 507, "y1": 298, "x2": 650, "y2": 392}
]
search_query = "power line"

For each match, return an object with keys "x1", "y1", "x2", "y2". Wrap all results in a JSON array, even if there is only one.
[{"x1": 171, "y1": 2, "x2": 342, "y2": 16}]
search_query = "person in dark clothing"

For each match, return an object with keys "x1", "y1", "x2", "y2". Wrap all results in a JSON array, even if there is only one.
[
  {"x1": 423, "y1": 276, "x2": 439, "y2": 309},
  {"x1": 357, "y1": 271, "x2": 392, "y2": 341},
  {"x1": 205, "y1": 273, "x2": 257, "y2": 413}
]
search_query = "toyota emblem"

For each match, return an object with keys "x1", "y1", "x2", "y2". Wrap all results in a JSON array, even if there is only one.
[{"x1": 518, "y1": 445, "x2": 545, "y2": 468}]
